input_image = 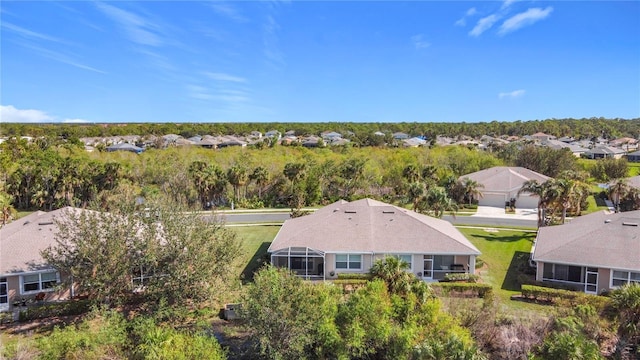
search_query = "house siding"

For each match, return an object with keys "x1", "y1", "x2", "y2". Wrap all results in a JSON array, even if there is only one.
[{"x1": 3, "y1": 273, "x2": 71, "y2": 311}]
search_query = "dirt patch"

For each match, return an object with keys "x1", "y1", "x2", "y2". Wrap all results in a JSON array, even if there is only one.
[{"x1": 0, "y1": 314, "x2": 86, "y2": 335}]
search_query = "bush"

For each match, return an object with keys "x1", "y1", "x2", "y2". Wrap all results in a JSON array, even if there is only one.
[
  {"x1": 336, "y1": 273, "x2": 372, "y2": 280},
  {"x1": 442, "y1": 273, "x2": 479, "y2": 283},
  {"x1": 521, "y1": 285, "x2": 610, "y2": 311},
  {"x1": 431, "y1": 283, "x2": 493, "y2": 298},
  {"x1": 18, "y1": 299, "x2": 92, "y2": 322}
]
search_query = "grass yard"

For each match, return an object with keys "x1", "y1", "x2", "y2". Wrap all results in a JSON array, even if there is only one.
[
  {"x1": 229, "y1": 225, "x2": 280, "y2": 282},
  {"x1": 458, "y1": 228, "x2": 538, "y2": 304}
]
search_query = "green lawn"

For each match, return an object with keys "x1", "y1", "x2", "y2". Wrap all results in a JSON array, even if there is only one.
[
  {"x1": 229, "y1": 225, "x2": 280, "y2": 282},
  {"x1": 458, "y1": 228, "x2": 537, "y2": 303}
]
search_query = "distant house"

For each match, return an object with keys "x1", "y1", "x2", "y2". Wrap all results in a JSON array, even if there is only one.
[
  {"x1": 459, "y1": 166, "x2": 550, "y2": 209},
  {"x1": 269, "y1": 199, "x2": 481, "y2": 281},
  {"x1": 321, "y1": 131, "x2": 342, "y2": 141},
  {"x1": 530, "y1": 132, "x2": 556, "y2": 142},
  {"x1": 557, "y1": 136, "x2": 576, "y2": 143},
  {"x1": 106, "y1": 143, "x2": 144, "y2": 154},
  {"x1": 532, "y1": 210, "x2": 640, "y2": 293},
  {"x1": 626, "y1": 150, "x2": 640, "y2": 162},
  {"x1": 393, "y1": 132, "x2": 410, "y2": 140},
  {"x1": 402, "y1": 137, "x2": 427, "y2": 147},
  {"x1": 301, "y1": 136, "x2": 322, "y2": 148},
  {"x1": 583, "y1": 145, "x2": 626, "y2": 159},
  {"x1": 265, "y1": 130, "x2": 281, "y2": 139},
  {"x1": 374, "y1": 131, "x2": 386, "y2": 136},
  {"x1": 542, "y1": 140, "x2": 588, "y2": 157},
  {"x1": 249, "y1": 131, "x2": 263, "y2": 139}
]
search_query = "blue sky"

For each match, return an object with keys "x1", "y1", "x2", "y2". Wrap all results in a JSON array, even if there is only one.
[{"x1": 1, "y1": 1, "x2": 639, "y2": 123}]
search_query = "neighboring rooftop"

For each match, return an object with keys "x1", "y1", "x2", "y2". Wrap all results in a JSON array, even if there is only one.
[
  {"x1": 269, "y1": 198, "x2": 480, "y2": 255},
  {"x1": 533, "y1": 210, "x2": 640, "y2": 271}
]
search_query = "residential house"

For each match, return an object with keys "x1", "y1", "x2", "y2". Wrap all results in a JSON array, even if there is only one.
[
  {"x1": 106, "y1": 143, "x2": 144, "y2": 154},
  {"x1": 264, "y1": 130, "x2": 281, "y2": 140},
  {"x1": 393, "y1": 132, "x2": 410, "y2": 140},
  {"x1": 402, "y1": 137, "x2": 427, "y2": 147},
  {"x1": 541, "y1": 139, "x2": 588, "y2": 157},
  {"x1": 609, "y1": 137, "x2": 638, "y2": 152},
  {"x1": 459, "y1": 166, "x2": 550, "y2": 209},
  {"x1": 530, "y1": 132, "x2": 557, "y2": 142},
  {"x1": 557, "y1": 136, "x2": 576, "y2": 143},
  {"x1": 531, "y1": 210, "x2": 640, "y2": 293},
  {"x1": 268, "y1": 199, "x2": 481, "y2": 281},
  {"x1": 0, "y1": 208, "x2": 85, "y2": 311},
  {"x1": 626, "y1": 150, "x2": 640, "y2": 162},
  {"x1": 583, "y1": 145, "x2": 626, "y2": 159}
]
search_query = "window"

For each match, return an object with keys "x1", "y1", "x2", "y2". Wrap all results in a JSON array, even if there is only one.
[
  {"x1": 336, "y1": 254, "x2": 362, "y2": 270},
  {"x1": 612, "y1": 270, "x2": 640, "y2": 287},
  {"x1": 433, "y1": 255, "x2": 455, "y2": 271},
  {"x1": 542, "y1": 264, "x2": 584, "y2": 283},
  {"x1": 21, "y1": 271, "x2": 59, "y2": 294}
]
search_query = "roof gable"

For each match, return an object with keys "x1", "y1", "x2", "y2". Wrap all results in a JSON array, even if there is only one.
[
  {"x1": 459, "y1": 166, "x2": 551, "y2": 193},
  {"x1": 269, "y1": 199, "x2": 480, "y2": 255},
  {"x1": 534, "y1": 210, "x2": 640, "y2": 271}
]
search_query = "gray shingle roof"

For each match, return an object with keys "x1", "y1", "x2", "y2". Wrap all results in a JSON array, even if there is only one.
[
  {"x1": 0, "y1": 207, "x2": 91, "y2": 275},
  {"x1": 459, "y1": 166, "x2": 550, "y2": 193},
  {"x1": 268, "y1": 199, "x2": 480, "y2": 255},
  {"x1": 533, "y1": 210, "x2": 640, "y2": 271}
]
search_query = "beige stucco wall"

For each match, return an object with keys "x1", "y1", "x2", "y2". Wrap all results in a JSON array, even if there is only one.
[{"x1": 598, "y1": 268, "x2": 611, "y2": 293}]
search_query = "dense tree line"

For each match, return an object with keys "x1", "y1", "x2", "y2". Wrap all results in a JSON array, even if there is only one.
[
  {"x1": 2, "y1": 117, "x2": 640, "y2": 142},
  {"x1": 4, "y1": 135, "x2": 638, "y2": 220}
]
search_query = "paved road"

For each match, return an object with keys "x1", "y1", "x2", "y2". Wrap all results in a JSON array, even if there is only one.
[
  {"x1": 203, "y1": 211, "x2": 537, "y2": 228},
  {"x1": 204, "y1": 212, "x2": 292, "y2": 223},
  {"x1": 443, "y1": 215, "x2": 537, "y2": 228}
]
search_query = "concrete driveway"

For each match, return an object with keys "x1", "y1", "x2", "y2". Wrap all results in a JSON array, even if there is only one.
[{"x1": 473, "y1": 206, "x2": 538, "y2": 220}]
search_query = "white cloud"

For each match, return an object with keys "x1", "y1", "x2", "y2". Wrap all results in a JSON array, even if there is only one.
[
  {"x1": 204, "y1": 72, "x2": 247, "y2": 83},
  {"x1": 469, "y1": 14, "x2": 501, "y2": 37},
  {"x1": 501, "y1": 0, "x2": 519, "y2": 10},
  {"x1": 20, "y1": 43, "x2": 106, "y2": 74},
  {"x1": 411, "y1": 34, "x2": 431, "y2": 49},
  {"x1": 1, "y1": 22, "x2": 68, "y2": 44},
  {"x1": 455, "y1": 7, "x2": 477, "y2": 27},
  {"x1": 95, "y1": 2, "x2": 163, "y2": 47},
  {"x1": 209, "y1": 2, "x2": 248, "y2": 23},
  {"x1": 498, "y1": 89, "x2": 526, "y2": 99},
  {"x1": 0, "y1": 105, "x2": 53, "y2": 122},
  {"x1": 498, "y1": 7, "x2": 553, "y2": 35},
  {"x1": 62, "y1": 118, "x2": 90, "y2": 123}
]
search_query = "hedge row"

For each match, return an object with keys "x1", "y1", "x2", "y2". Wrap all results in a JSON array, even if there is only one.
[
  {"x1": 431, "y1": 282, "x2": 493, "y2": 298},
  {"x1": 18, "y1": 299, "x2": 92, "y2": 322},
  {"x1": 336, "y1": 273, "x2": 372, "y2": 280},
  {"x1": 520, "y1": 285, "x2": 610, "y2": 310}
]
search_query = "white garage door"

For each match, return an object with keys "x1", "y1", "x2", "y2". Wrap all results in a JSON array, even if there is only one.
[
  {"x1": 479, "y1": 193, "x2": 507, "y2": 207},
  {"x1": 515, "y1": 193, "x2": 539, "y2": 209}
]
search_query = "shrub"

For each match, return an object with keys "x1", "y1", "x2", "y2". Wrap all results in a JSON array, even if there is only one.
[
  {"x1": 431, "y1": 283, "x2": 493, "y2": 298},
  {"x1": 337, "y1": 273, "x2": 372, "y2": 280},
  {"x1": 521, "y1": 285, "x2": 610, "y2": 311},
  {"x1": 442, "y1": 273, "x2": 479, "y2": 283},
  {"x1": 18, "y1": 299, "x2": 92, "y2": 322}
]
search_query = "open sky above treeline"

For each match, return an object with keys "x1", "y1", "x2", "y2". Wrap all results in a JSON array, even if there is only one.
[{"x1": 1, "y1": 1, "x2": 639, "y2": 124}]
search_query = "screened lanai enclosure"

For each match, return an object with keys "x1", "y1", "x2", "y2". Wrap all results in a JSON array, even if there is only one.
[{"x1": 271, "y1": 247, "x2": 326, "y2": 280}]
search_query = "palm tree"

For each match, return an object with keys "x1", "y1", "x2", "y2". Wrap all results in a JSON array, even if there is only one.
[
  {"x1": 518, "y1": 179, "x2": 555, "y2": 227},
  {"x1": 552, "y1": 178, "x2": 575, "y2": 224},
  {"x1": 0, "y1": 192, "x2": 16, "y2": 227},
  {"x1": 249, "y1": 166, "x2": 270, "y2": 199},
  {"x1": 402, "y1": 164, "x2": 421, "y2": 183},
  {"x1": 369, "y1": 256, "x2": 413, "y2": 295},
  {"x1": 227, "y1": 165, "x2": 248, "y2": 202},
  {"x1": 407, "y1": 182, "x2": 425, "y2": 211},
  {"x1": 283, "y1": 162, "x2": 306, "y2": 185},
  {"x1": 608, "y1": 178, "x2": 629, "y2": 213},
  {"x1": 419, "y1": 186, "x2": 459, "y2": 219},
  {"x1": 460, "y1": 177, "x2": 484, "y2": 206}
]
